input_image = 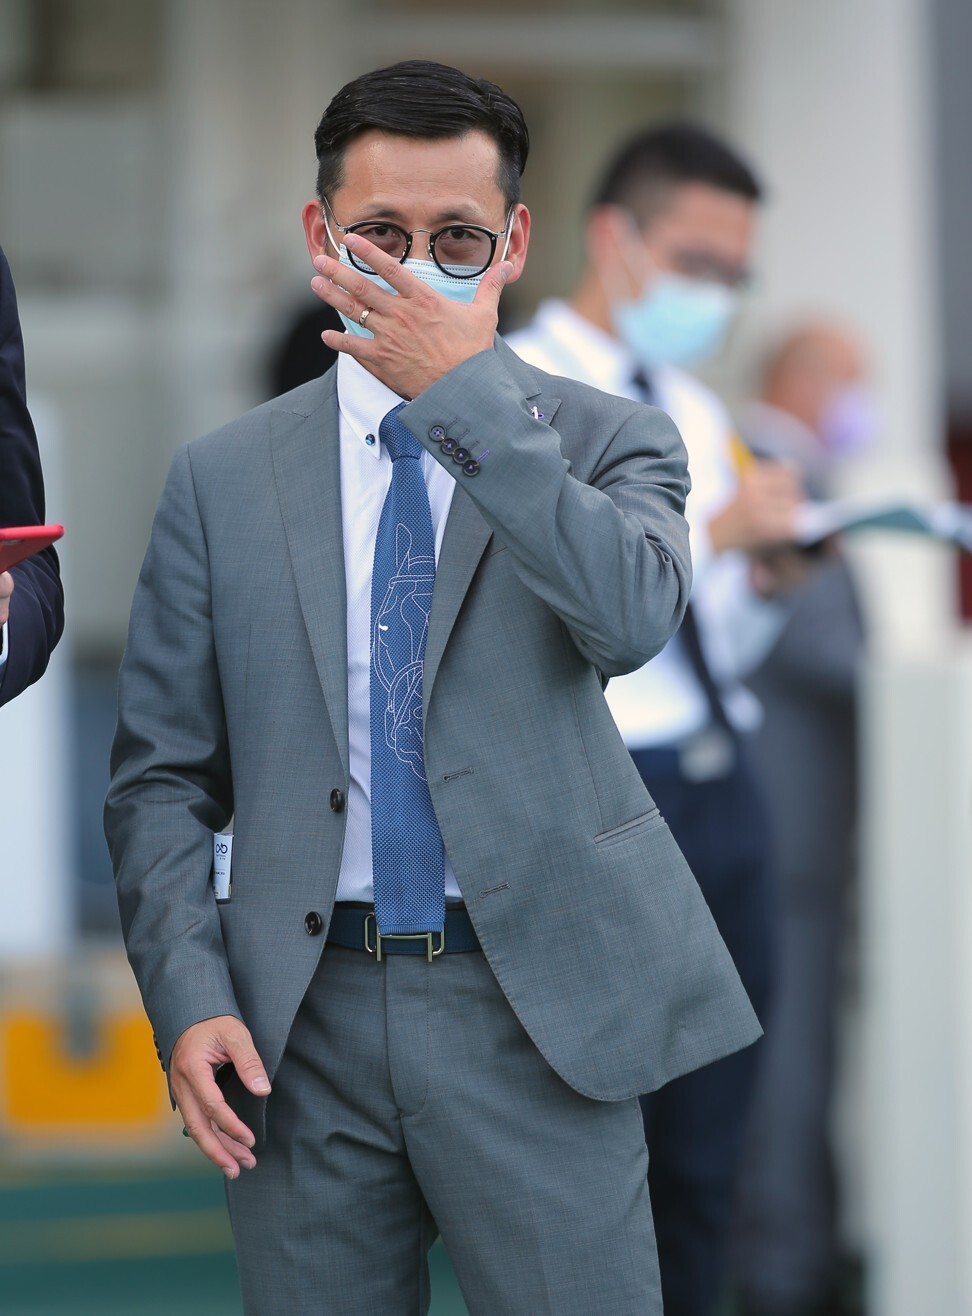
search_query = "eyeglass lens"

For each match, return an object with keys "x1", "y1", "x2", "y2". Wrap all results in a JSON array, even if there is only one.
[{"x1": 347, "y1": 223, "x2": 496, "y2": 277}]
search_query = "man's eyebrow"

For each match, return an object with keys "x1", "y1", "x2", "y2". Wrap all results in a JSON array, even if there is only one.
[
  {"x1": 355, "y1": 202, "x2": 493, "y2": 226},
  {"x1": 427, "y1": 207, "x2": 492, "y2": 226}
]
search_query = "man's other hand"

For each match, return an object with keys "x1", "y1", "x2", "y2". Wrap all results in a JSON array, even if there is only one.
[{"x1": 170, "y1": 1014, "x2": 271, "y2": 1178}]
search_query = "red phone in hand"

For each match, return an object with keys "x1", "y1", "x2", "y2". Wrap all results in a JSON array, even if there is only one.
[{"x1": 0, "y1": 524, "x2": 64, "y2": 573}]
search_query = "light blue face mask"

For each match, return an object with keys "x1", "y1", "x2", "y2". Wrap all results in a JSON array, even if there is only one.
[
  {"x1": 334, "y1": 248, "x2": 485, "y2": 339},
  {"x1": 611, "y1": 271, "x2": 738, "y2": 369}
]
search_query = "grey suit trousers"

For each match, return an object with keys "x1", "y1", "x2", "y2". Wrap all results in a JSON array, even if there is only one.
[{"x1": 226, "y1": 943, "x2": 661, "y2": 1315}]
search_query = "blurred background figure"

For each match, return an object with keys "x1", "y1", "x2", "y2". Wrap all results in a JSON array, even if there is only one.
[
  {"x1": 742, "y1": 324, "x2": 878, "y2": 497},
  {"x1": 265, "y1": 300, "x2": 342, "y2": 398},
  {"x1": 508, "y1": 122, "x2": 805, "y2": 1316},
  {"x1": 729, "y1": 323, "x2": 869, "y2": 1316},
  {"x1": 0, "y1": 244, "x2": 63, "y2": 705}
]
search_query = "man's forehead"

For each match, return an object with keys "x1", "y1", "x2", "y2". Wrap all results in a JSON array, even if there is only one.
[
  {"x1": 339, "y1": 127, "x2": 501, "y2": 171},
  {"x1": 330, "y1": 129, "x2": 507, "y2": 216},
  {"x1": 647, "y1": 180, "x2": 755, "y2": 234}
]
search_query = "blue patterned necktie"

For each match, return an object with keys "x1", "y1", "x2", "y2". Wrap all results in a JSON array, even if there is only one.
[{"x1": 370, "y1": 404, "x2": 445, "y2": 935}]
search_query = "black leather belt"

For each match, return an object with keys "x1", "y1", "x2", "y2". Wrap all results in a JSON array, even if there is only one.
[{"x1": 327, "y1": 904, "x2": 482, "y2": 961}]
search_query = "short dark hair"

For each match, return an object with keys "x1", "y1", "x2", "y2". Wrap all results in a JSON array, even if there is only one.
[
  {"x1": 314, "y1": 60, "x2": 530, "y2": 208},
  {"x1": 591, "y1": 122, "x2": 763, "y2": 225}
]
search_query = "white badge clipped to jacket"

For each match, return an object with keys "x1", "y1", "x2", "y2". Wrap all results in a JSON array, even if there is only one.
[{"x1": 213, "y1": 832, "x2": 233, "y2": 903}]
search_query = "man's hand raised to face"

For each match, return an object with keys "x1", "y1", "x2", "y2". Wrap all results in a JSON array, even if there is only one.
[{"x1": 310, "y1": 232, "x2": 513, "y2": 400}]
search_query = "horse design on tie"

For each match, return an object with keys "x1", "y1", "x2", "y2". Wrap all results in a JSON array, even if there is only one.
[{"x1": 372, "y1": 522, "x2": 434, "y2": 782}]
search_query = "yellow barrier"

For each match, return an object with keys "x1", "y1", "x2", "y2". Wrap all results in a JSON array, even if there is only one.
[{"x1": 0, "y1": 953, "x2": 179, "y2": 1155}]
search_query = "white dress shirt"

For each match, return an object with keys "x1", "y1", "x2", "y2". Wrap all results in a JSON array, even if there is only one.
[
  {"x1": 507, "y1": 299, "x2": 782, "y2": 749},
  {"x1": 334, "y1": 353, "x2": 462, "y2": 904}
]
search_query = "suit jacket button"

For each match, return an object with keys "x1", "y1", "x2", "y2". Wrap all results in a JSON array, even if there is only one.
[
  {"x1": 329, "y1": 788, "x2": 345, "y2": 813},
  {"x1": 452, "y1": 447, "x2": 470, "y2": 464},
  {"x1": 440, "y1": 436, "x2": 457, "y2": 456},
  {"x1": 430, "y1": 425, "x2": 446, "y2": 441},
  {"x1": 304, "y1": 911, "x2": 323, "y2": 936},
  {"x1": 462, "y1": 459, "x2": 480, "y2": 477}
]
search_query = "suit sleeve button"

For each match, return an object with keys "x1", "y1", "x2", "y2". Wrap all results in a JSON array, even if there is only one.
[
  {"x1": 440, "y1": 437, "x2": 457, "y2": 456},
  {"x1": 462, "y1": 460, "x2": 480, "y2": 477},
  {"x1": 304, "y1": 911, "x2": 323, "y2": 936},
  {"x1": 430, "y1": 425, "x2": 446, "y2": 441},
  {"x1": 329, "y1": 788, "x2": 346, "y2": 812},
  {"x1": 452, "y1": 447, "x2": 470, "y2": 464}
]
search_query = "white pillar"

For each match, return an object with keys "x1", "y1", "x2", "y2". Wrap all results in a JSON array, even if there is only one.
[
  {"x1": 723, "y1": 6, "x2": 963, "y2": 1312},
  {"x1": 861, "y1": 646, "x2": 972, "y2": 1316},
  {"x1": 723, "y1": 0, "x2": 952, "y2": 648}
]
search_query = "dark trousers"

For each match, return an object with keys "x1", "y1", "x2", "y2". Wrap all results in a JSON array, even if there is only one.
[{"x1": 631, "y1": 746, "x2": 773, "y2": 1316}]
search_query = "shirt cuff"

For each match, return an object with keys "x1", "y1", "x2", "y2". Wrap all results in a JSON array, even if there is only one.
[{"x1": 0, "y1": 620, "x2": 7, "y2": 668}]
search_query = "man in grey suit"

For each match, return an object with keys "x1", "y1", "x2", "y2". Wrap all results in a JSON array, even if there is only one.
[{"x1": 105, "y1": 60, "x2": 759, "y2": 1314}]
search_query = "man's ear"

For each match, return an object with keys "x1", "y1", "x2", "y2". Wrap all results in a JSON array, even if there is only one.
[
  {"x1": 585, "y1": 205, "x2": 630, "y2": 266},
  {"x1": 501, "y1": 203, "x2": 532, "y2": 285},
  {"x1": 301, "y1": 200, "x2": 333, "y2": 262}
]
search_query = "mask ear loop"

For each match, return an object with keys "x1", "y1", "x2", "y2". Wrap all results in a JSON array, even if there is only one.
[
  {"x1": 499, "y1": 208, "x2": 515, "y2": 263},
  {"x1": 321, "y1": 209, "x2": 349, "y2": 264}
]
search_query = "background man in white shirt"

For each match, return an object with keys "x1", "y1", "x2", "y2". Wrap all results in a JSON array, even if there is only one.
[{"x1": 509, "y1": 123, "x2": 804, "y2": 1316}]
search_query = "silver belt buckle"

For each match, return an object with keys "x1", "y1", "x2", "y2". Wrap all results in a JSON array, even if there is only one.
[{"x1": 363, "y1": 912, "x2": 445, "y2": 962}]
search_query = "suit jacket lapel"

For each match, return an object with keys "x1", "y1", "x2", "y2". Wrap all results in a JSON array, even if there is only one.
[{"x1": 270, "y1": 374, "x2": 350, "y2": 780}]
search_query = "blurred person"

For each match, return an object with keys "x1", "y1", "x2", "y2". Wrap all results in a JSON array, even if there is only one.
[
  {"x1": 104, "y1": 62, "x2": 760, "y2": 1315},
  {"x1": 266, "y1": 299, "x2": 342, "y2": 397},
  {"x1": 508, "y1": 123, "x2": 805, "y2": 1316},
  {"x1": 742, "y1": 322, "x2": 878, "y2": 494},
  {"x1": 0, "y1": 244, "x2": 64, "y2": 705},
  {"x1": 729, "y1": 324, "x2": 869, "y2": 1316}
]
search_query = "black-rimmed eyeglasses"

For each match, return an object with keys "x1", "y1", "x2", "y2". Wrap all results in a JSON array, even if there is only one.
[{"x1": 323, "y1": 199, "x2": 514, "y2": 279}]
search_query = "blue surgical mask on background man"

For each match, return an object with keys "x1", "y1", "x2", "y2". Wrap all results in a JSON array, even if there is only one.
[{"x1": 606, "y1": 216, "x2": 739, "y2": 369}]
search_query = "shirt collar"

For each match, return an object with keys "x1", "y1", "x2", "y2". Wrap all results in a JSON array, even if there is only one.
[
  {"x1": 337, "y1": 352, "x2": 408, "y2": 461},
  {"x1": 531, "y1": 299, "x2": 696, "y2": 408}
]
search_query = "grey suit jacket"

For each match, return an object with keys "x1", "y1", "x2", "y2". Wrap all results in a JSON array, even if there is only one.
[{"x1": 105, "y1": 340, "x2": 759, "y2": 1126}]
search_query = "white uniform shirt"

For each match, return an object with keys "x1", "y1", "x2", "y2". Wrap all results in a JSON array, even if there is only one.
[
  {"x1": 507, "y1": 299, "x2": 782, "y2": 749},
  {"x1": 334, "y1": 353, "x2": 463, "y2": 904}
]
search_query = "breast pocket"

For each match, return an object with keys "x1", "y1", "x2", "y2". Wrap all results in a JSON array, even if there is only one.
[{"x1": 593, "y1": 807, "x2": 663, "y2": 847}]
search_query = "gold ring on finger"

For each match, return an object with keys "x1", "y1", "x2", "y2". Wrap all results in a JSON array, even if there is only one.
[{"x1": 358, "y1": 306, "x2": 373, "y2": 328}]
